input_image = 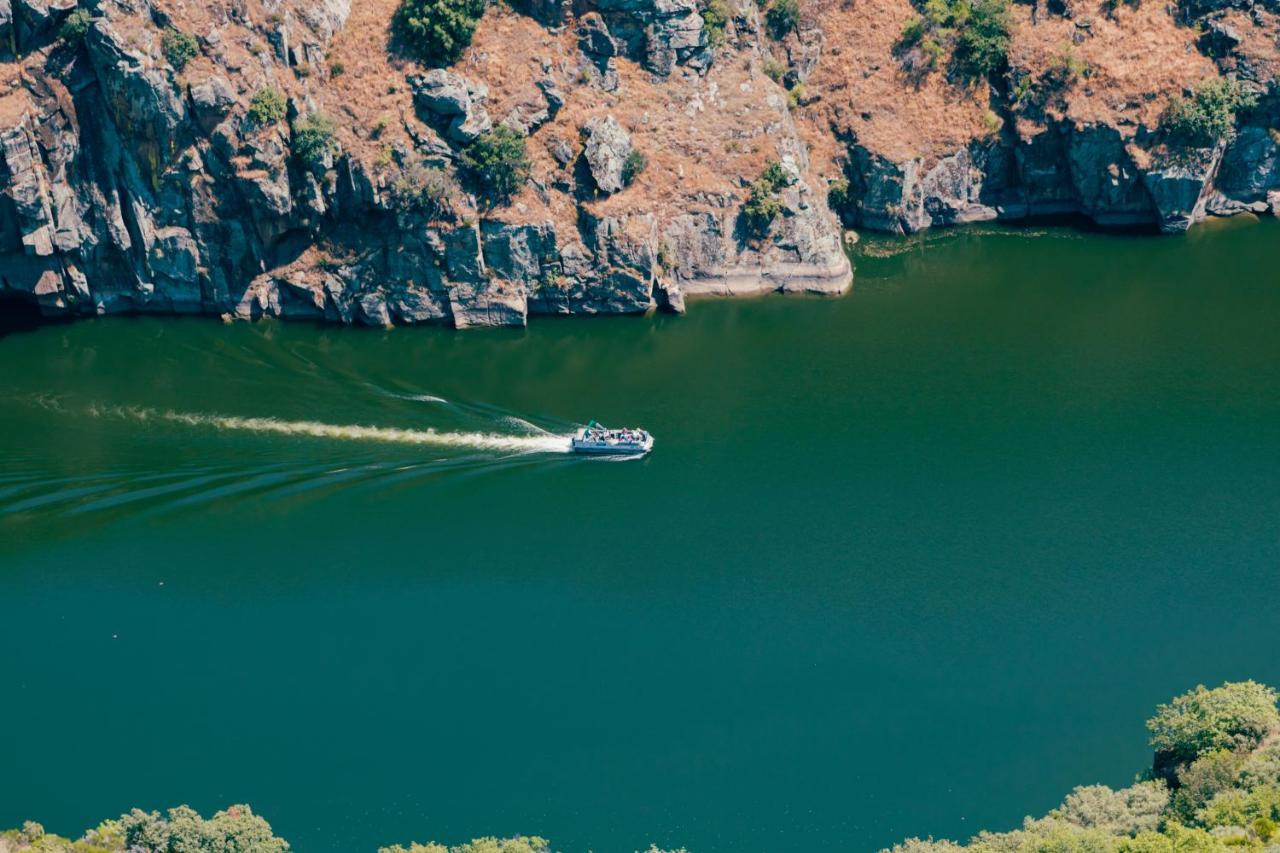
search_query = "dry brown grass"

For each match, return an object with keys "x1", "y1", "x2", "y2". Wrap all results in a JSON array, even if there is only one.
[
  {"x1": 1007, "y1": 0, "x2": 1217, "y2": 135},
  {"x1": 798, "y1": 0, "x2": 995, "y2": 166}
]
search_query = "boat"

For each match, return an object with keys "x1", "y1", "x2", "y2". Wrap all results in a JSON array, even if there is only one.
[{"x1": 571, "y1": 421, "x2": 654, "y2": 455}]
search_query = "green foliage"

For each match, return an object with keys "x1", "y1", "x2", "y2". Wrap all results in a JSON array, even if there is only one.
[
  {"x1": 459, "y1": 125, "x2": 531, "y2": 205},
  {"x1": 896, "y1": 0, "x2": 1010, "y2": 81},
  {"x1": 952, "y1": 0, "x2": 1011, "y2": 79},
  {"x1": 161, "y1": 27, "x2": 199, "y2": 71},
  {"x1": 1147, "y1": 681, "x2": 1279, "y2": 766},
  {"x1": 121, "y1": 804, "x2": 289, "y2": 852},
  {"x1": 391, "y1": 164, "x2": 462, "y2": 219},
  {"x1": 622, "y1": 149, "x2": 648, "y2": 186},
  {"x1": 292, "y1": 112, "x2": 340, "y2": 173},
  {"x1": 900, "y1": 15, "x2": 926, "y2": 46},
  {"x1": 394, "y1": 0, "x2": 488, "y2": 67},
  {"x1": 762, "y1": 56, "x2": 786, "y2": 82},
  {"x1": 760, "y1": 158, "x2": 788, "y2": 191},
  {"x1": 740, "y1": 162, "x2": 788, "y2": 238},
  {"x1": 765, "y1": 0, "x2": 801, "y2": 39},
  {"x1": 827, "y1": 176, "x2": 851, "y2": 214},
  {"x1": 248, "y1": 87, "x2": 287, "y2": 126},
  {"x1": 1049, "y1": 782, "x2": 1170, "y2": 836},
  {"x1": 59, "y1": 9, "x2": 92, "y2": 44},
  {"x1": 1162, "y1": 78, "x2": 1258, "y2": 148},
  {"x1": 1172, "y1": 751, "x2": 1247, "y2": 824},
  {"x1": 877, "y1": 682, "x2": 1280, "y2": 852},
  {"x1": 1200, "y1": 784, "x2": 1280, "y2": 830},
  {"x1": 787, "y1": 83, "x2": 806, "y2": 108},
  {"x1": 701, "y1": 0, "x2": 732, "y2": 47}
]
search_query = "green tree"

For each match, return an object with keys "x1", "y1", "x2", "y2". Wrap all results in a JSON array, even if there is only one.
[
  {"x1": 248, "y1": 87, "x2": 287, "y2": 126},
  {"x1": 1050, "y1": 782, "x2": 1169, "y2": 835},
  {"x1": 459, "y1": 126, "x2": 531, "y2": 205},
  {"x1": 739, "y1": 177, "x2": 784, "y2": 238},
  {"x1": 394, "y1": 0, "x2": 488, "y2": 67},
  {"x1": 622, "y1": 149, "x2": 648, "y2": 186},
  {"x1": 292, "y1": 112, "x2": 340, "y2": 173},
  {"x1": 1162, "y1": 78, "x2": 1257, "y2": 148},
  {"x1": 161, "y1": 27, "x2": 199, "y2": 71},
  {"x1": 59, "y1": 9, "x2": 92, "y2": 44},
  {"x1": 121, "y1": 804, "x2": 289, "y2": 852},
  {"x1": 1147, "y1": 681, "x2": 1279, "y2": 768},
  {"x1": 952, "y1": 0, "x2": 1011, "y2": 79},
  {"x1": 701, "y1": 0, "x2": 731, "y2": 46},
  {"x1": 766, "y1": 0, "x2": 800, "y2": 39},
  {"x1": 1171, "y1": 750, "x2": 1246, "y2": 824}
]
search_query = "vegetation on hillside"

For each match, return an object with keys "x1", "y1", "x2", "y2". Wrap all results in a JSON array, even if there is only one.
[
  {"x1": 58, "y1": 9, "x2": 92, "y2": 44},
  {"x1": 248, "y1": 87, "x2": 287, "y2": 127},
  {"x1": 886, "y1": 681, "x2": 1280, "y2": 852},
  {"x1": 765, "y1": 0, "x2": 802, "y2": 39},
  {"x1": 739, "y1": 159, "x2": 789, "y2": 238},
  {"x1": 700, "y1": 0, "x2": 732, "y2": 47},
  {"x1": 160, "y1": 27, "x2": 199, "y2": 71},
  {"x1": 1, "y1": 812, "x2": 686, "y2": 853},
  {"x1": 896, "y1": 0, "x2": 1011, "y2": 81},
  {"x1": 459, "y1": 126, "x2": 531, "y2": 206},
  {"x1": 1162, "y1": 78, "x2": 1257, "y2": 149},
  {"x1": 292, "y1": 112, "x2": 340, "y2": 173},
  {"x1": 394, "y1": 0, "x2": 489, "y2": 67}
]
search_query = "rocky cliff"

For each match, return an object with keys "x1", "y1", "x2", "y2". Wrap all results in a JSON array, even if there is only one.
[{"x1": 0, "y1": 0, "x2": 1276, "y2": 328}]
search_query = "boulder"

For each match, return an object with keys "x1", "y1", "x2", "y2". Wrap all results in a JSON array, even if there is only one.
[
  {"x1": 190, "y1": 75, "x2": 237, "y2": 133},
  {"x1": 583, "y1": 115, "x2": 633, "y2": 194},
  {"x1": 412, "y1": 70, "x2": 472, "y2": 117}
]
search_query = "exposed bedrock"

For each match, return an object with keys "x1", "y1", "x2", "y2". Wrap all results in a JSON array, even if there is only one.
[{"x1": 839, "y1": 114, "x2": 1276, "y2": 236}]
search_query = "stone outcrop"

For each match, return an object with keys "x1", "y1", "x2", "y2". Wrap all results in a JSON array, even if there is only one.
[{"x1": 583, "y1": 115, "x2": 633, "y2": 194}]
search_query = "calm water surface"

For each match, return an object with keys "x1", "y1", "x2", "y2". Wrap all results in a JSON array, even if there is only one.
[{"x1": 2, "y1": 220, "x2": 1279, "y2": 851}]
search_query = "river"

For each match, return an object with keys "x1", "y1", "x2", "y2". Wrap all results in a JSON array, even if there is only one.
[{"x1": 2, "y1": 219, "x2": 1279, "y2": 851}]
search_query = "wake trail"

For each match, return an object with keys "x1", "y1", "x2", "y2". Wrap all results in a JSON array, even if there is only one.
[{"x1": 93, "y1": 406, "x2": 573, "y2": 454}]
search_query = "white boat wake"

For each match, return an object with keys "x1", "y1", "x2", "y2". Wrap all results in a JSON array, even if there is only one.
[{"x1": 91, "y1": 406, "x2": 574, "y2": 454}]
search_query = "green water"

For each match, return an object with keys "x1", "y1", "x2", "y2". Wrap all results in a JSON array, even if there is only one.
[{"x1": 3, "y1": 220, "x2": 1279, "y2": 852}]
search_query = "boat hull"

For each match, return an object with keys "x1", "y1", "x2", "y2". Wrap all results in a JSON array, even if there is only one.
[{"x1": 570, "y1": 439, "x2": 654, "y2": 455}]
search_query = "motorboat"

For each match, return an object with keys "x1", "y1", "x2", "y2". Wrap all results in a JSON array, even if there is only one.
[{"x1": 571, "y1": 421, "x2": 654, "y2": 455}]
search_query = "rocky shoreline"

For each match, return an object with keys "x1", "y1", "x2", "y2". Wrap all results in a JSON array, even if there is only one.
[{"x1": 0, "y1": 0, "x2": 1275, "y2": 328}]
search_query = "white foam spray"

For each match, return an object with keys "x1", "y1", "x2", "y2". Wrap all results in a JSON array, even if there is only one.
[{"x1": 95, "y1": 406, "x2": 573, "y2": 454}]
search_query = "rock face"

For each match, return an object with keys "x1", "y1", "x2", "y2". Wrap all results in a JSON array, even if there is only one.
[
  {"x1": 0, "y1": 0, "x2": 852, "y2": 328},
  {"x1": 583, "y1": 115, "x2": 633, "y2": 194},
  {"x1": 3, "y1": 0, "x2": 1279, "y2": 331}
]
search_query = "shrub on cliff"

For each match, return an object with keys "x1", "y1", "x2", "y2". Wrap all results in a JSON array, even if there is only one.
[
  {"x1": 622, "y1": 149, "x2": 648, "y2": 186},
  {"x1": 894, "y1": 0, "x2": 1009, "y2": 81},
  {"x1": 394, "y1": 0, "x2": 488, "y2": 67},
  {"x1": 1162, "y1": 78, "x2": 1257, "y2": 148},
  {"x1": 59, "y1": 9, "x2": 92, "y2": 44},
  {"x1": 292, "y1": 113, "x2": 340, "y2": 174},
  {"x1": 1147, "y1": 681, "x2": 1279, "y2": 768},
  {"x1": 460, "y1": 126, "x2": 531, "y2": 206},
  {"x1": 161, "y1": 27, "x2": 199, "y2": 71},
  {"x1": 248, "y1": 87, "x2": 287, "y2": 127},
  {"x1": 701, "y1": 0, "x2": 732, "y2": 47},
  {"x1": 766, "y1": 0, "x2": 801, "y2": 39},
  {"x1": 739, "y1": 179, "x2": 784, "y2": 239},
  {"x1": 952, "y1": 0, "x2": 1011, "y2": 79}
]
